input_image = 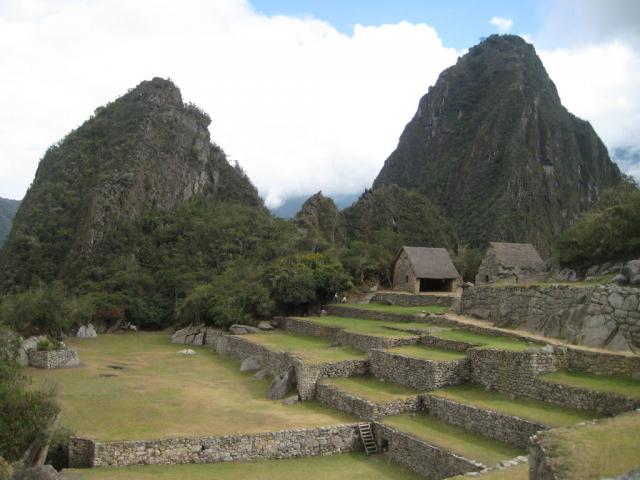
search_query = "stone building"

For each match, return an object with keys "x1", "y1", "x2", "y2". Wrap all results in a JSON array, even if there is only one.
[
  {"x1": 392, "y1": 247, "x2": 460, "y2": 293},
  {"x1": 475, "y1": 242, "x2": 544, "y2": 285}
]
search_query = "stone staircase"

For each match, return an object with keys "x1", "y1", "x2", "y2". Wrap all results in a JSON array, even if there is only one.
[{"x1": 358, "y1": 423, "x2": 378, "y2": 455}]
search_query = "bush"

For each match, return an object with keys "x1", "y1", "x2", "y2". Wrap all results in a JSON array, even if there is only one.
[
  {"x1": 452, "y1": 245, "x2": 483, "y2": 282},
  {"x1": 36, "y1": 339, "x2": 52, "y2": 351}
]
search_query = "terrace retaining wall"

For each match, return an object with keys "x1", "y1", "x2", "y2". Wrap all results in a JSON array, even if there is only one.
[
  {"x1": 460, "y1": 284, "x2": 640, "y2": 353},
  {"x1": 421, "y1": 395, "x2": 546, "y2": 449},
  {"x1": 373, "y1": 423, "x2": 483, "y2": 480},
  {"x1": 28, "y1": 348, "x2": 80, "y2": 369},
  {"x1": 372, "y1": 292, "x2": 455, "y2": 307},
  {"x1": 69, "y1": 424, "x2": 362, "y2": 468},
  {"x1": 369, "y1": 349, "x2": 470, "y2": 391},
  {"x1": 316, "y1": 382, "x2": 420, "y2": 419},
  {"x1": 324, "y1": 305, "x2": 431, "y2": 323}
]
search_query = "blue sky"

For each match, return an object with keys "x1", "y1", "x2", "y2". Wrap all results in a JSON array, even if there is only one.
[{"x1": 251, "y1": 0, "x2": 543, "y2": 49}]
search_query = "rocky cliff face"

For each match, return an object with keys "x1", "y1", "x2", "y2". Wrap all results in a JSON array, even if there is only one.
[
  {"x1": 0, "y1": 197, "x2": 20, "y2": 247},
  {"x1": 373, "y1": 35, "x2": 621, "y2": 254},
  {"x1": 0, "y1": 78, "x2": 262, "y2": 289}
]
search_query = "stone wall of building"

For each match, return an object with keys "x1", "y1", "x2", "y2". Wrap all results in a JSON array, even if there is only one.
[
  {"x1": 393, "y1": 250, "x2": 419, "y2": 293},
  {"x1": 422, "y1": 395, "x2": 547, "y2": 449},
  {"x1": 69, "y1": 425, "x2": 362, "y2": 468},
  {"x1": 316, "y1": 383, "x2": 420, "y2": 419},
  {"x1": 373, "y1": 423, "x2": 484, "y2": 479},
  {"x1": 369, "y1": 349, "x2": 470, "y2": 391},
  {"x1": 460, "y1": 284, "x2": 640, "y2": 353},
  {"x1": 372, "y1": 292, "x2": 454, "y2": 307},
  {"x1": 28, "y1": 348, "x2": 80, "y2": 369},
  {"x1": 68, "y1": 437, "x2": 94, "y2": 468}
]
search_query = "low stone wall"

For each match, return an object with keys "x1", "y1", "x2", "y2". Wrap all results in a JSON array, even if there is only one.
[
  {"x1": 68, "y1": 438, "x2": 94, "y2": 468},
  {"x1": 28, "y1": 348, "x2": 80, "y2": 368},
  {"x1": 564, "y1": 348, "x2": 640, "y2": 378},
  {"x1": 374, "y1": 423, "x2": 483, "y2": 479},
  {"x1": 325, "y1": 305, "x2": 430, "y2": 323},
  {"x1": 69, "y1": 424, "x2": 362, "y2": 468},
  {"x1": 215, "y1": 334, "x2": 292, "y2": 376},
  {"x1": 369, "y1": 349, "x2": 469, "y2": 391},
  {"x1": 295, "y1": 360, "x2": 369, "y2": 400},
  {"x1": 531, "y1": 379, "x2": 640, "y2": 416},
  {"x1": 422, "y1": 395, "x2": 546, "y2": 449},
  {"x1": 460, "y1": 284, "x2": 640, "y2": 353},
  {"x1": 372, "y1": 292, "x2": 455, "y2": 307},
  {"x1": 528, "y1": 435, "x2": 558, "y2": 480},
  {"x1": 420, "y1": 335, "x2": 476, "y2": 352},
  {"x1": 469, "y1": 349, "x2": 561, "y2": 398},
  {"x1": 316, "y1": 382, "x2": 420, "y2": 419},
  {"x1": 281, "y1": 317, "x2": 419, "y2": 352}
]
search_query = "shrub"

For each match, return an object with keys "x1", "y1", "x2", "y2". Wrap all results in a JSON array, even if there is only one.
[
  {"x1": 0, "y1": 284, "x2": 70, "y2": 337},
  {"x1": 36, "y1": 339, "x2": 52, "y2": 352}
]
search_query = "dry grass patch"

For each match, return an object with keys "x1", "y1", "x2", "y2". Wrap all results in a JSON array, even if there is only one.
[{"x1": 29, "y1": 333, "x2": 353, "y2": 441}]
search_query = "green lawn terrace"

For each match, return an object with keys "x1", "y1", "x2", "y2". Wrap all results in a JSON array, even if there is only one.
[
  {"x1": 381, "y1": 413, "x2": 525, "y2": 467},
  {"x1": 539, "y1": 370, "x2": 640, "y2": 400},
  {"x1": 385, "y1": 344, "x2": 468, "y2": 362},
  {"x1": 65, "y1": 452, "x2": 422, "y2": 480},
  {"x1": 341, "y1": 302, "x2": 449, "y2": 315},
  {"x1": 240, "y1": 330, "x2": 366, "y2": 364},
  {"x1": 302, "y1": 315, "x2": 436, "y2": 338},
  {"x1": 29, "y1": 333, "x2": 354, "y2": 442},
  {"x1": 429, "y1": 385, "x2": 603, "y2": 428},
  {"x1": 319, "y1": 376, "x2": 419, "y2": 404},
  {"x1": 427, "y1": 328, "x2": 541, "y2": 352},
  {"x1": 447, "y1": 464, "x2": 529, "y2": 480}
]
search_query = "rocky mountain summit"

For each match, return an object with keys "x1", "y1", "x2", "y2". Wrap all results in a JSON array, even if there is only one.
[
  {"x1": 293, "y1": 192, "x2": 344, "y2": 250},
  {"x1": 0, "y1": 78, "x2": 262, "y2": 289},
  {"x1": 373, "y1": 35, "x2": 621, "y2": 253}
]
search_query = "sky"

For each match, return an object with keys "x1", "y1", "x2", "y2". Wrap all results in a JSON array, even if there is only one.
[{"x1": 0, "y1": 0, "x2": 639, "y2": 206}]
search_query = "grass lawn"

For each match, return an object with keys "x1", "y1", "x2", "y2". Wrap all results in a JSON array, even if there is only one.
[
  {"x1": 29, "y1": 333, "x2": 353, "y2": 441},
  {"x1": 382, "y1": 413, "x2": 524, "y2": 466},
  {"x1": 386, "y1": 345, "x2": 467, "y2": 362},
  {"x1": 539, "y1": 370, "x2": 640, "y2": 399},
  {"x1": 540, "y1": 411, "x2": 640, "y2": 479},
  {"x1": 430, "y1": 385, "x2": 603, "y2": 427},
  {"x1": 243, "y1": 331, "x2": 366, "y2": 364},
  {"x1": 430, "y1": 329, "x2": 538, "y2": 352},
  {"x1": 448, "y1": 464, "x2": 528, "y2": 480},
  {"x1": 320, "y1": 376, "x2": 418, "y2": 403},
  {"x1": 65, "y1": 452, "x2": 422, "y2": 480},
  {"x1": 342, "y1": 303, "x2": 449, "y2": 315},
  {"x1": 305, "y1": 315, "x2": 427, "y2": 338}
]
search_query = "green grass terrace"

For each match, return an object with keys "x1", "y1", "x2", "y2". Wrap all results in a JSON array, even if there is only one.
[
  {"x1": 65, "y1": 452, "x2": 422, "y2": 480},
  {"x1": 29, "y1": 333, "x2": 354, "y2": 441},
  {"x1": 320, "y1": 376, "x2": 419, "y2": 403},
  {"x1": 430, "y1": 385, "x2": 603, "y2": 427},
  {"x1": 341, "y1": 302, "x2": 449, "y2": 315},
  {"x1": 539, "y1": 370, "x2": 640, "y2": 399},
  {"x1": 303, "y1": 315, "x2": 433, "y2": 338},
  {"x1": 241, "y1": 331, "x2": 366, "y2": 364},
  {"x1": 386, "y1": 344, "x2": 467, "y2": 361},
  {"x1": 382, "y1": 413, "x2": 524, "y2": 466},
  {"x1": 429, "y1": 329, "x2": 540, "y2": 352}
]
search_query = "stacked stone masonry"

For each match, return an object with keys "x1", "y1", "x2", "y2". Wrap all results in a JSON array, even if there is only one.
[
  {"x1": 373, "y1": 423, "x2": 484, "y2": 480},
  {"x1": 460, "y1": 284, "x2": 640, "y2": 352},
  {"x1": 316, "y1": 382, "x2": 421, "y2": 419},
  {"x1": 28, "y1": 348, "x2": 80, "y2": 369},
  {"x1": 421, "y1": 395, "x2": 547, "y2": 449},
  {"x1": 69, "y1": 425, "x2": 362, "y2": 468},
  {"x1": 369, "y1": 349, "x2": 470, "y2": 391},
  {"x1": 372, "y1": 292, "x2": 454, "y2": 307}
]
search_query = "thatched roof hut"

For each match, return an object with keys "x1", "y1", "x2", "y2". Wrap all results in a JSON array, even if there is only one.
[
  {"x1": 392, "y1": 246, "x2": 460, "y2": 293},
  {"x1": 476, "y1": 242, "x2": 544, "y2": 284}
]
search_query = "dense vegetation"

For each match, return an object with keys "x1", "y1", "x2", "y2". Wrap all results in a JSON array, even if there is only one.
[
  {"x1": 554, "y1": 178, "x2": 640, "y2": 267},
  {"x1": 0, "y1": 198, "x2": 20, "y2": 247}
]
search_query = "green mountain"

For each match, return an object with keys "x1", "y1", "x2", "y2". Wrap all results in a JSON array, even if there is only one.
[
  {"x1": 0, "y1": 198, "x2": 20, "y2": 247},
  {"x1": 0, "y1": 78, "x2": 263, "y2": 291},
  {"x1": 293, "y1": 191, "x2": 345, "y2": 251},
  {"x1": 373, "y1": 35, "x2": 621, "y2": 254}
]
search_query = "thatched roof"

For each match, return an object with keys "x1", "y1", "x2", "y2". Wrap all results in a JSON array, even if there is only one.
[
  {"x1": 489, "y1": 242, "x2": 544, "y2": 269},
  {"x1": 395, "y1": 246, "x2": 459, "y2": 279}
]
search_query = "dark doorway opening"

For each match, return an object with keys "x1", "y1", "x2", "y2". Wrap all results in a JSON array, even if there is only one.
[
  {"x1": 419, "y1": 278, "x2": 452, "y2": 292},
  {"x1": 485, "y1": 275, "x2": 489, "y2": 283}
]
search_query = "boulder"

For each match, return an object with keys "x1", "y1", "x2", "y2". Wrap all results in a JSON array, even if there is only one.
[
  {"x1": 257, "y1": 321, "x2": 274, "y2": 331},
  {"x1": 177, "y1": 349, "x2": 197, "y2": 355},
  {"x1": 229, "y1": 324, "x2": 260, "y2": 335},
  {"x1": 170, "y1": 328, "x2": 188, "y2": 344},
  {"x1": 623, "y1": 259, "x2": 640, "y2": 285},
  {"x1": 240, "y1": 356, "x2": 261, "y2": 372},
  {"x1": 76, "y1": 324, "x2": 97, "y2": 339},
  {"x1": 282, "y1": 394, "x2": 299, "y2": 405},
  {"x1": 267, "y1": 367, "x2": 296, "y2": 400},
  {"x1": 319, "y1": 309, "x2": 328, "y2": 317},
  {"x1": 610, "y1": 274, "x2": 628, "y2": 285},
  {"x1": 541, "y1": 344, "x2": 555, "y2": 354},
  {"x1": 254, "y1": 368, "x2": 270, "y2": 380},
  {"x1": 12, "y1": 465, "x2": 60, "y2": 480}
]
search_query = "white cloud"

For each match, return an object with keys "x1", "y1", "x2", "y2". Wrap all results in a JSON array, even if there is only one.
[
  {"x1": 489, "y1": 16, "x2": 513, "y2": 33},
  {"x1": 0, "y1": 0, "x2": 459, "y2": 206}
]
